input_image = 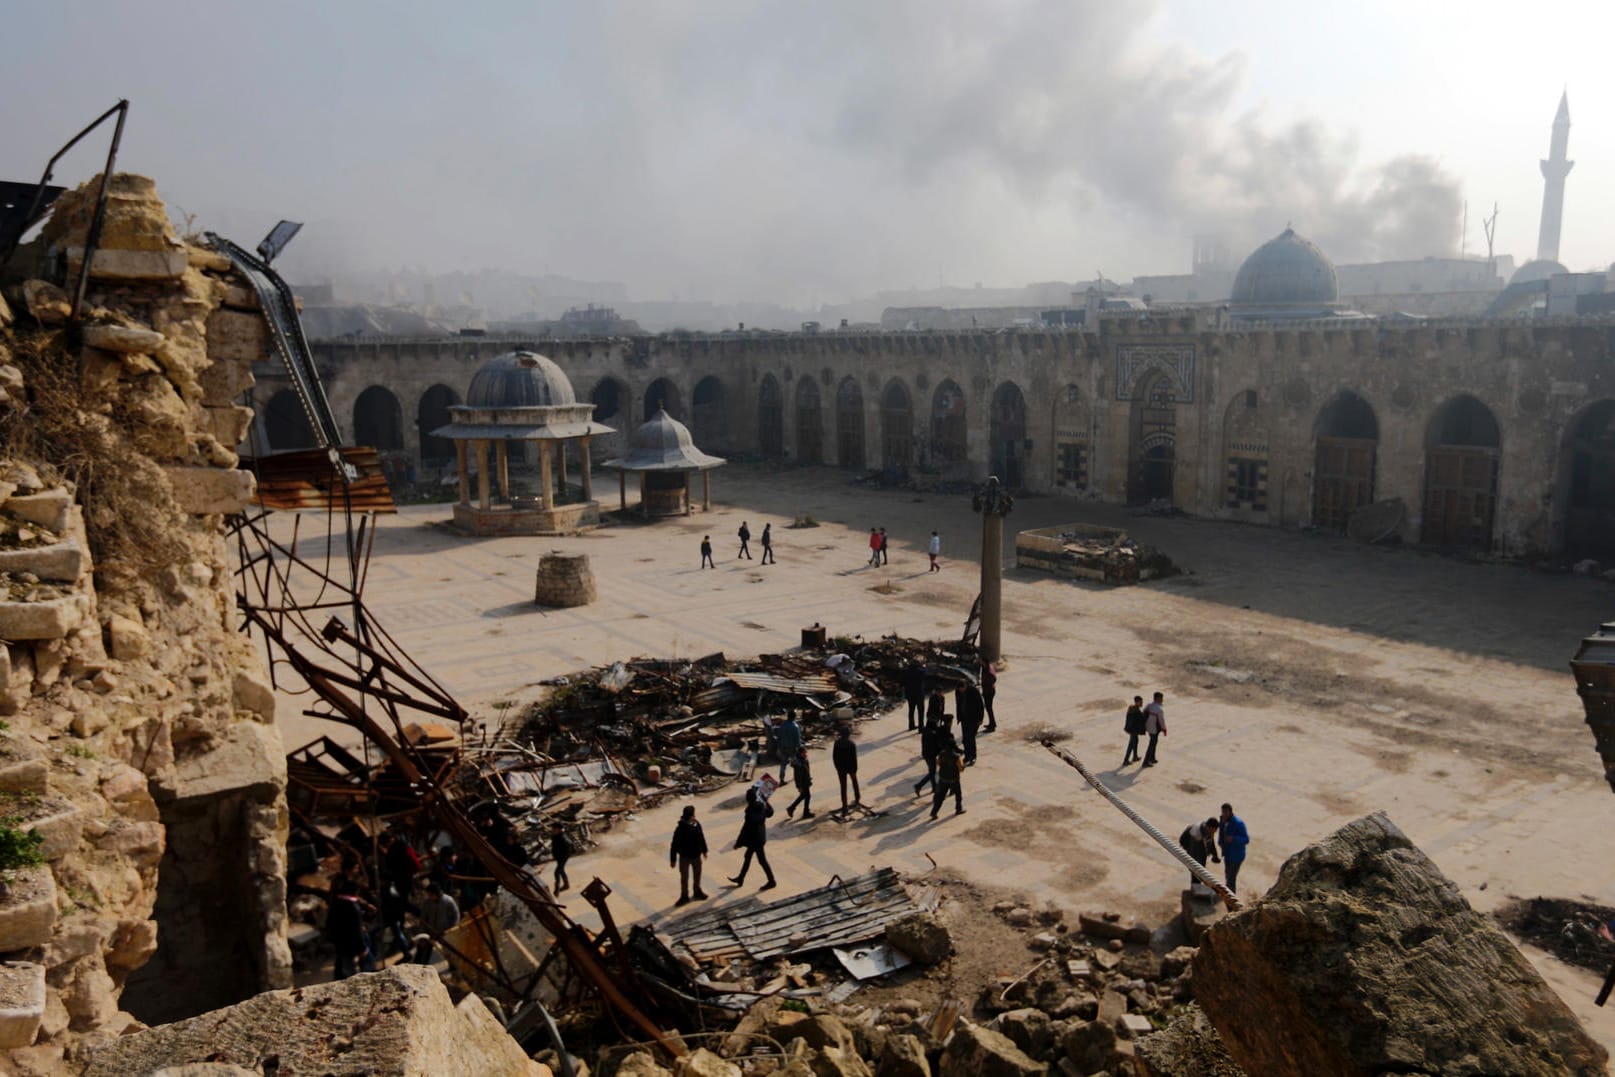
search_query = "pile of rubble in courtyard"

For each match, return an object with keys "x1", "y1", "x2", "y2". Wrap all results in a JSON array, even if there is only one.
[{"x1": 1015, "y1": 523, "x2": 1179, "y2": 585}]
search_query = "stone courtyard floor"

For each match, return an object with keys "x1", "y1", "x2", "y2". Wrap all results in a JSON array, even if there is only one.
[{"x1": 270, "y1": 462, "x2": 1615, "y2": 1054}]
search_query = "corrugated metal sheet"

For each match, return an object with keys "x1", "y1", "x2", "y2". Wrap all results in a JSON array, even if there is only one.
[
  {"x1": 245, "y1": 447, "x2": 397, "y2": 513},
  {"x1": 662, "y1": 867, "x2": 924, "y2": 962},
  {"x1": 722, "y1": 671, "x2": 839, "y2": 696}
]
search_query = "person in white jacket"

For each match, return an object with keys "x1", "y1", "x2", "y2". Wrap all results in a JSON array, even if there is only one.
[{"x1": 927, "y1": 531, "x2": 941, "y2": 572}]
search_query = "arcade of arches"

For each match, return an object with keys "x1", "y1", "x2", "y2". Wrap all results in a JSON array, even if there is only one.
[{"x1": 282, "y1": 316, "x2": 1615, "y2": 557}]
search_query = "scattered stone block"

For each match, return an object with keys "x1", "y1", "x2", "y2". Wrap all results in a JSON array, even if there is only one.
[
  {"x1": 1117, "y1": 1013, "x2": 1154, "y2": 1040},
  {"x1": 20, "y1": 281, "x2": 69, "y2": 325},
  {"x1": 0, "y1": 540, "x2": 83, "y2": 583},
  {"x1": 1090, "y1": 949, "x2": 1121, "y2": 971},
  {"x1": 886, "y1": 912, "x2": 951, "y2": 964},
  {"x1": 878, "y1": 1032, "x2": 931, "y2": 1077},
  {"x1": 0, "y1": 594, "x2": 84, "y2": 641},
  {"x1": 939, "y1": 1022, "x2": 1043, "y2": 1077},
  {"x1": 205, "y1": 309, "x2": 269, "y2": 362},
  {"x1": 4, "y1": 793, "x2": 83, "y2": 860},
  {"x1": 676, "y1": 1046, "x2": 742, "y2": 1077},
  {"x1": 0, "y1": 961, "x2": 45, "y2": 1049},
  {"x1": 1028, "y1": 932, "x2": 1058, "y2": 951},
  {"x1": 5, "y1": 490, "x2": 71, "y2": 533},
  {"x1": 1158, "y1": 945, "x2": 1196, "y2": 979},
  {"x1": 231, "y1": 667, "x2": 275, "y2": 722},
  {"x1": 617, "y1": 1052, "x2": 674, "y2": 1077},
  {"x1": 162, "y1": 466, "x2": 255, "y2": 515},
  {"x1": 0, "y1": 733, "x2": 46, "y2": 794},
  {"x1": 105, "y1": 613, "x2": 151, "y2": 660},
  {"x1": 0, "y1": 866, "x2": 57, "y2": 951},
  {"x1": 992, "y1": 1007, "x2": 1054, "y2": 1060},
  {"x1": 1134, "y1": 1004, "x2": 1248, "y2": 1076},
  {"x1": 65, "y1": 246, "x2": 189, "y2": 281},
  {"x1": 1097, "y1": 989, "x2": 1128, "y2": 1025},
  {"x1": 1003, "y1": 906, "x2": 1035, "y2": 927},
  {"x1": 81, "y1": 965, "x2": 549, "y2": 1076},
  {"x1": 1195, "y1": 812, "x2": 1609, "y2": 1077},
  {"x1": 1077, "y1": 910, "x2": 1134, "y2": 940},
  {"x1": 162, "y1": 721, "x2": 285, "y2": 805},
  {"x1": 1179, "y1": 888, "x2": 1224, "y2": 944},
  {"x1": 1064, "y1": 959, "x2": 1090, "y2": 980},
  {"x1": 82, "y1": 323, "x2": 166, "y2": 354}
]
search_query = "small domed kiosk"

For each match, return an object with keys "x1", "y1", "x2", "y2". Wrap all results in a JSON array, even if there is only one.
[
  {"x1": 431, "y1": 350, "x2": 613, "y2": 534},
  {"x1": 604, "y1": 408, "x2": 725, "y2": 516}
]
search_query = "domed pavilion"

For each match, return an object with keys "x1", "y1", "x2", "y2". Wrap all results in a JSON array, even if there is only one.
[
  {"x1": 604, "y1": 408, "x2": 725, "y2": 516},
  {"x1": 431, "y1": 350, "x2": 613, "y2": 534}
]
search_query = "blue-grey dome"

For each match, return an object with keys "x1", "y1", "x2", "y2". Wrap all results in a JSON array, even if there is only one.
[
  {"x1": 465, "y1": 351, "x2": 576, "y2": 408},
  {"x1": 1509, "y1": 258, "x2": 1567, "y2": 286},
  {"x1": 1232, "y1": 228, "x2": 1339, "y2": 306}
]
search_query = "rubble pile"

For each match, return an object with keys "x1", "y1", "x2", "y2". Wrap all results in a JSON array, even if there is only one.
[{"x1": 1015, "y1": 523, "x2": 1178, "y2": 585}]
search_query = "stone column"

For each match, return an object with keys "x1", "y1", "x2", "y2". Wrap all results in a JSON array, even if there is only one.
[
  {"x1": 639, "y1": 473, "x2": 648, "y2": 516},
  {"x1": 558, "y1": 442, "x2": 568, "y2": 501},
  {"x1": 702, "y1": 470, "x2": 712, "y2": 511},
  {"x1": 455, "y1": 440, "x2": 469, "y2": 506},
  {"x1": 618, "y1": 469, "x2": 627, "y2": 512},
  {"x1": 476, "y1": 440, "x2": 491, "y2": 510},
  {"x1": 580, "y1": 437, "x2": 593, "y2": 501},
  {"x1": 495, "y1": 441, "x2": 509, "y2": 501},
  {"x1": 972, "y1": 476, "x2": 1014, "y2": 665},
  {"x1": 539, "y1": 441, "x2": 554, "y2": 510}
]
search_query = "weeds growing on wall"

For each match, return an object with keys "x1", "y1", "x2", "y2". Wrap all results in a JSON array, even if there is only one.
[{"x1": 1, "y1": 328, "x2": 189, "y2": 590}]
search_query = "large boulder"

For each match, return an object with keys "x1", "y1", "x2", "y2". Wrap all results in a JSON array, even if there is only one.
[
  {"x1": 1195, "y1": 812, "x2": 1608, "y2": 1077},
  {"x1": 1134, "y1": 1004, "x2": 1247, "y2": 1076},
  {"x1": 79, "y1": 965, "x2": 550, "y2": 1076},
  {"x1": 884, "y1": 913, "x2": 951, "y2": 965}
]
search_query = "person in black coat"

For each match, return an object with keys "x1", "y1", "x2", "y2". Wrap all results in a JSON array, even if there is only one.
[
  {"x1": 913, "y1": 714, "x2": 944, "y2": 796},
  {"x1": 957, "y1": 681, "x2": 984, "y2": 765},
  {"x1": 1121, "y1": 695, "x2": 1147, "y2": 766},
  {"x1": 832, "y1": 726, "x2": 860, "y2": 809},
  {"x1": 902, "y1": 660, "x2": 926, "y2": 730},
  {"x1": 669, "y1": 805, "x2": 710, "y2": 906},
  {"x1": 729, "y1": 786, "x2": 777, "y2": 890},
  {"x1": 785, "y1": 747, "x2": 814, "y2": 819}
]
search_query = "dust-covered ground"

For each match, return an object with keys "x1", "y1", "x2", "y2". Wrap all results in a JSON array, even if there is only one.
[{"x1": 270, "y1": 462, "x2": 1615, "y2": 1059}]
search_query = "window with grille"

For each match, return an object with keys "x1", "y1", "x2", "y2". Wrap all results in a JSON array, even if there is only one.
[
  {"x1": 1058, "y1": 443, "x2": 1088, "y2": 487},
  {"x1": 1227, "y1": 457, "x2": 1267, "y2": 510}
]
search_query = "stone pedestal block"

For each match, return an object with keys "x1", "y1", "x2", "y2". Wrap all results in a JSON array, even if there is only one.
[{"x1": 534, "y1": 551, "x2": 597, "y2": 608}]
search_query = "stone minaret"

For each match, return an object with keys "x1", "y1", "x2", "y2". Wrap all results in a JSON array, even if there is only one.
[{"x1": 1537, "y1": 91, "x2": 1573, "y2": 263}]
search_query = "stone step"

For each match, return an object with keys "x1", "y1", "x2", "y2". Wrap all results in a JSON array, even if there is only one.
[
  {"x1": 4, "y1": 794, "x2": 84, "y2": 861},
  {"x1": 0, "y1": 866, "x2": 56, "y2": 951},
  {"x1": 0, "y1": 541, "x2": 83, "y2": 583},
  {"x1": 3, "y1": 491, "x2": 70, "y2": 534},
  {"x1": 0, "y1": 960, "x2": 45, "y2": 1048},
  {"x1": 0, "y1": 735, "x2": 46, "y2": 796},
  {"x1": 0, "y1": 594, "x2": 84, "y2": 641}
]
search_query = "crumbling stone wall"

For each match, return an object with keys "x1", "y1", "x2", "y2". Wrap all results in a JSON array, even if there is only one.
[{"x1": 0, "y1": 174, "x2": 288, "y2": 1073}]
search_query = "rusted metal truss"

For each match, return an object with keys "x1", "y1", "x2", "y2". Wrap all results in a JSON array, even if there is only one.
[{"x1": 230, "y1": 501, "x2": 681, "y2": 1057}]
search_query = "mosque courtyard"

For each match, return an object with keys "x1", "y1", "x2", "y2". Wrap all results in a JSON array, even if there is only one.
[{"x1": 272, "y1": 461, "x2": 1615, "y2": 1052}]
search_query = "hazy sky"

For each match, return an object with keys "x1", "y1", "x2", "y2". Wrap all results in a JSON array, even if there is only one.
[{"x1": 4, "y1": 1, "x2": 1611, "y2": 304}]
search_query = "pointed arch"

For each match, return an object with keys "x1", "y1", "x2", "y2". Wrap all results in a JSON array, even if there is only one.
[
  {"x1": 990, "y1": 381, "x2": 1028, "y2": 487},
  {"x1": 1312, "y1": 390, "x2": 1378, "y2": 531},
  {"x1": 1422, "y1": 394, "x2": 1500, "y2": 550},
  {"x1": 265, "y1": 389, "x2": 316, "y2": 452},
  {"x1": 758, "y1": 374, "x2": 784, "y2": 459},
  {"x1": 644, "y1": 377, "x2": 682, "y2": 421},
  {"x1": 353, "y1": 385, "x2": 404, "y2": 451},
  {"x1": 692, "y1": 376, "x2": 727, "y2": 449},
  {"x1": 880, "y1": 379, "x2": 914, "y2": 471},
  {"x1": 930, "y1": 379, "x2": 967, "y2": 467},
  {"x1": 416, "y1": 384, "x2": 460, "y2": 464},
  {"x1": 795, "y1": 377, "x2": 822, "y2": 464},
  {"x1": 1559, "y1": 399, "x2": 1615, "y2": 558}
]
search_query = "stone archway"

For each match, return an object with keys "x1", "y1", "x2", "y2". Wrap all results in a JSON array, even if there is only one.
[
  {"x1": 265, "y1": 388, "x2": 315, "y2": 452},
  {"x1": 1221, "y1": 389, "x2": 1269, "y2": 514},
  {"x1": 692, "y1": 376, "x2": 727, "y2": 450},
  {"x1": 930, "y1": 379, "x2": 967, "y2": 471},
  {"x1": 836, "y1": 376, "x2": 865, "y2": 468},
  {"x1": 1422, "y1": 394, "x2": 1500, "y2": 550},
  {"x1": 880, "y1": 379, "x2": 914, "y2": 472},
  {"x1": 353, "y1": 385, "x2": 404, "y2": 451},
  {"x1": 795, "y1": 378, "x2": 823, "y2": 464},
  {"x1": 590, "y1": 377, "x2": 628, "y2": 424},
  {"x1": 1312, "y1": 390, "x2": 1378, "y2": 531},
  {"x1": 1560, "y1": 399, "x2": 1615, "y2": 559},
  {"x1": 416, "y1": 384, "x2": 460, "y2": 465},
  {"x1": 758, "y1": 374, "x2": 784, "y2": 459},
  {"x1": 644, "y1": 378, "x2": 683, "y2": 421},
  {"x1": 1127, "y1": 372, "x2": 1176, "y2": 505},
  {"x1": 990, "y1": 381, "x2": 1028, "y2": 488}
]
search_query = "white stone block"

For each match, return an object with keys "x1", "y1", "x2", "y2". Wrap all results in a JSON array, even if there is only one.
[
  {"x1": 163, "y1": 467, "x2": 256, "y2": 515},
  {"x1": 0, "y1": 595, "x2": 84, "y2": 641},
  {"x1": 0, "y1": 541, "x2": 83, "y2": 583},
  {"x1": 0, "y1": 867, "x2": 56, "y2": 951},
  {"x1": 5, "y1": 491, "x2": 70, "y2": 534},
  {"x1": 82, "y1": 324, "x2": 166, "y2": 355},
  {"x1": 0, "y1": 961, "x2": 45, "y2": 1049}
]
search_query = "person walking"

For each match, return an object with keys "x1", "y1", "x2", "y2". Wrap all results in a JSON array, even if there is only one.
[
  {"x1": 926, "y1": 688, "x2": 947, "y2": 730},
  {"x1": 760, "y1": 522, "x2": 775, "y2": 564},
  {"x1": 669, "y1": 805, "x2": 710, "y2": 906},
  {"x1": 729, "y1": 786, "x2": 777, "y2": 891},
  {"x1": 737, "y1": 521, "x2": 753, "y2": 559},
  {"x1": 956, "y1": 680, "x2": 983, "y2": 763},
  {"x1": 927, "y1": 531, "x2": 942, "y2": 572},
  {"x1": 773, "y1": 710, "x2": 802, "y2": 782},
  {"x1": 902, "y1": 659, "x2": 926, "y2": 730},
  {"x1": 378, "y1": 831, "x2": 420, "y2": 956},
  {"x1": 410, "y1": 881, "x2": 461, "y2": 964},
  {"x1": 550, "y1": 823, "x2": 573, "y2": 895},
  {"x1": 867, "y1": 527, "x2": 882, "y2": 566},
  {"x1": 326, "y1": 876, "x2": 377, "y2": 980},
  {"x1": 785, "y1": 747, "x2": 814, "y2": 819},
  {"x1": 1121, "y1": 695, "x2": 1146, "y2": 766},
  {"x1": 878, "y1": 527, "x2": 890, "y2": 565},
  {"x1": 929, "y1": 735, "x2": 965, "y2": 818},
  {"x1": 981, "y1": 660, "x2": 998, "y2": 733},
  {"x1": 700, "y1": 536, "x2": 715, "y2": 569},
  {"x1": 1141, "y1": 691, "x2": 1167, "y2": 767},
  {"x1": 913, "y1": 714, "x2": 943, "y2": 796},
  {"x1": 1217, "y1": 803, "x2": 1249, "y2": 893},
  {"x1": 1179, "y1": 817, "x2": 1221, "y2": 887},
  {"x1": 832, "y1": 726, "x2": 860, "y2": 809}
]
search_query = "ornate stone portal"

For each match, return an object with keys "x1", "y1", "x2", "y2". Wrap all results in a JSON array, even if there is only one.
[{"x1": 432, "y1": 351, "x2": 613, "y2": 535}]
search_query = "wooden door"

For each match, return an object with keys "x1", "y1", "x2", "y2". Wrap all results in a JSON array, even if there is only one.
[{"x1": 1313, "y1": 437, "x2": 1375, "y2": 531}]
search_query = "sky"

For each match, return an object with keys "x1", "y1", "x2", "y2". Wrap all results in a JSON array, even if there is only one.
[{"x1": 3, "y1": 1, "x2": 1612, "y2": 305}]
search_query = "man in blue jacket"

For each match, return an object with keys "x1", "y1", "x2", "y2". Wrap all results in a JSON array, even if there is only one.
[
  {"x1": 1218, "y1": 802, "x2": 1250, "y2": 892},
  {"x1": 774, "y1": 711, "x2": 802, "y2": 781}
]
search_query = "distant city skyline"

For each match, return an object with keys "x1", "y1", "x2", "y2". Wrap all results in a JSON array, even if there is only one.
[{"x1": 3, "y1": 1, "x2": 1610, "y2": 305}]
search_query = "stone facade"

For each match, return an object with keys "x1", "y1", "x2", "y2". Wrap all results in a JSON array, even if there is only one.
[
  {"x1": 0, "y1": 174, "x2": 288, "y2": 1070},
  {"x1": 283, "y1": 311, "x2": 1615, "y2": 558}
]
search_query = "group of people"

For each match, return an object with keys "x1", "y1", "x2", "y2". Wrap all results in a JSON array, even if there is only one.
[
  {"x1": 703, "y1": 520, "x2": 775, "y2": 567},
  {"x1": 1179, "y1": 803, "x2": 1251, "y2": 893},
  {"x1": 1120, "y1": 691, "x2": 1168, "y2": 767}
]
